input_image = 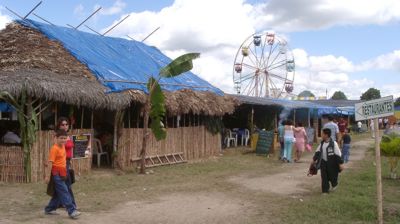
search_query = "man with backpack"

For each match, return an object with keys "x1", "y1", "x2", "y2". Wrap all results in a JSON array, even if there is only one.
[{"x1": 312, "y1": 128, "x2": 344, "y2": 194}]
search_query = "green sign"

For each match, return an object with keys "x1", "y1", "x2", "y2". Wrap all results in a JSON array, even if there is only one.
[{"x1": 256, "y1": 130, "x2": 274, "y2": 155}]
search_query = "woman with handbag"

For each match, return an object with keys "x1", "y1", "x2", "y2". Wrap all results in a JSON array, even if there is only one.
[
  {"x1": 294, "y1": 122, "x2": 308, "y2": 162},
  {"x1": 56, "y1": 117, "x2": 77, "y2": 208}
]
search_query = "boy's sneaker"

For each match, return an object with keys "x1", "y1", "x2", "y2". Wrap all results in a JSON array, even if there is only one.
[
  {"x1": 69, "y1": 211, "x2": 81, "y2": 219},
  {"x1": 331, "y1": 185, "x2": 338, "y2": 192},
  {"x1": 44, "y1": 210, "x2": 59, "y2": 215}
]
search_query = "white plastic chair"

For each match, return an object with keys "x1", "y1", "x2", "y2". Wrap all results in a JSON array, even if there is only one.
[
  {"x1": 92, "y1": 138, "x2": 109, "y2": 167},
  {"x1": 224, "y1": 130, "x2": 237, "y2": 147},
  {"x1": 242, "y1": 129, "x2": 250, "y2": 146}
]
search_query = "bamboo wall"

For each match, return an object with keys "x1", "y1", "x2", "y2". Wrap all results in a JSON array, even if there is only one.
[
  {"x1": 0, "y1": 145, "x2": 25, "y2": 183},
  {"x1": 117, "y1": 126, "x2": 221, "y2": 169},
  {"x1": 30, "y1": 129, "x2": 93, "y2": 183}
]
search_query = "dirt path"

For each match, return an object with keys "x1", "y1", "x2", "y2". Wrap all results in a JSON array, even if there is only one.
[
  {"x1": 19, "y1": 138, "x2": 374, "y2": 224},
  {"x1": 230, "y1": 138, "x2": 373, "y2": 196}
]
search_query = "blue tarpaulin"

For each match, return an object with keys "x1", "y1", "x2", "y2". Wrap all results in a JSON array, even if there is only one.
[
  {"x1": 18, "y1": 19, "x2": 223, "y2": 95},
  {"x1": 0, "y1": 102, "x2": 14, "y2": 112}
]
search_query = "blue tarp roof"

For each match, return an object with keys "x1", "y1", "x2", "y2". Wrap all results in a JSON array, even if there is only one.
[
  {"x1": 18, "y1": 19, "x2": 223, "y2": 95},
  {"x1": 231, "y1": 94, "x2": 356, "y2": 116}
]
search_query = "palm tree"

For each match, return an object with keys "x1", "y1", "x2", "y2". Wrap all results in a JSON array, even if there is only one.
[{"x1": 139, "y1": 53, "x2": 200, "y2": 174}]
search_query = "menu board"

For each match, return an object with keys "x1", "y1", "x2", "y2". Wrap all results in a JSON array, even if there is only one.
[
  {"x1": 255, "y1": 130, "x2": 274, "y2": 155},
  {"x1": 305, "y1": 128, "x2": 315, "y2": 144},
  {"x1": 72, "y1": 134, "x2": 91, "y2": 158}
]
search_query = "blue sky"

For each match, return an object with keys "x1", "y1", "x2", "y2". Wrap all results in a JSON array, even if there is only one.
[{"x1": 1, "y1": 0, "x2": 399, "y2": 99}]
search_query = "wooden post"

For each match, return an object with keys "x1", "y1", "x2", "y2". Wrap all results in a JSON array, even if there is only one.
[
  {"x1": 91, "y1": 110, "x2": 94, "y2": 129},
  {"x1": 54, "y1": 103, "x2": 57, "y2": 127},
  {"x1": 80, "y1": 108, "x2": 84, "y2": 129},
  {"x1": 251, "y1": 106, "x2": 254, "y2": 134},
  {"x1": 128, "y1": 107, "x2": 131, "y2": 129},
  {"x1": 374, "y1": 118, "x2": 383, "y2": 224},
  {"x1": 308, "y1": 109, "x2": 311, "y2": 127},
  {"x1": 113, "y1": 111, "x2": 119, "y2": 169}
]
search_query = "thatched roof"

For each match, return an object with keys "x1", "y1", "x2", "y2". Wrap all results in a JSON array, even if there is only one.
[{"x1": 0, "y1": 22, "x2": 237, "y2": 115}]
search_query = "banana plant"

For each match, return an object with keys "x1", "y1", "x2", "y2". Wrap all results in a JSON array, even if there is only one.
[
  {"x1": 139, "y1": 53, "x2": 200, "y2": 174},
  {"x1": 0, "y1": 88, "x2": 38, "y2": 182}
]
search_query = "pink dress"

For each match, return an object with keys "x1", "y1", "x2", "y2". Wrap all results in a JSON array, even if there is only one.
[{"x1": 294, "y1": 128, "x2": 307, "y2": 152}]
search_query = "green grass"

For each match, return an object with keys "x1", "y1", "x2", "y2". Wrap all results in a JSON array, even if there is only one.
[{"x1": 282, "y1": 147, "x2": 400, "y2": 224}]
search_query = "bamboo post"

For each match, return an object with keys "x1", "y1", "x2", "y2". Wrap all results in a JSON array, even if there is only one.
[
  {"x1": 293, "y1": 109, "x2": 296, "y2": 124},
  {"x1": 91, "y1": 110, "x2": 94, "y2": 129},
  {"x1": 128, "y1": 107, "x2": 131, "y2": 129},
  {"x1": 80, "y1": 108, "x2": 84, "y2": 129},
  {"x1": 54, "y1": 103, "x2": 57, "y2": 127},
  {"x1": 308, "y1": 109, "x2": 311, "y2": 127}
]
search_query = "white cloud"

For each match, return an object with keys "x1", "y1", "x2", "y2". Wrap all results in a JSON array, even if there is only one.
[
  {"x1": 73, "y1": 4, "x2": 85, "y2": 16},
  {"x1": 0, "y1": 8, "x2": 12, "y2": 30},
  {"x1": 100, "y1": 0, "x2": 399, "y2": 99},
  {"x1": 254, "y1": 0, "x2": 400, "y2": 32},
  {"x1": 95, "y1": 0, "x2": 126, "y2": 16},
  {"x1": 358, "y1": 50, "x2": 400, "y2": 71}
]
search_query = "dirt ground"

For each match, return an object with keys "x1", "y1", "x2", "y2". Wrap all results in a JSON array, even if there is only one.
[{"x1": 0, "y1": 138, "x2": 373, "y2": 224}]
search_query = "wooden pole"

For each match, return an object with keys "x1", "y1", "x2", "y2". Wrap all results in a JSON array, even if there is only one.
[
  {"x1": 251, "y1": 106, "x2": 254, "y2": 134},
  {"x1": 54, "y1": 103, "x2": 57, "y2": 127},
  {"x1": 113, "y1": 111, "x2": 119, "y2": 168},
  {"x1": 91, "y1": 110, "x2": 94, "y2": 129},
  {"x1": 308, "y1": 109, "x2": 311, "y2": 127},
  {"x1": 374, "y1": 118, "x2": 383, "y2": 224},
  {"x1": 80, "y1": 108, "x2": 84, "y2": 129}
]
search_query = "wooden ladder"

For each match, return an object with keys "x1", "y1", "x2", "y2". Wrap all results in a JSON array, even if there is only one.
[{"x1": 131, "y1": 152, "x2": 186, "y2": 168}]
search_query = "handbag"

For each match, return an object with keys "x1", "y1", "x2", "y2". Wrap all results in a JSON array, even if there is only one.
[
  {"x1": 46, "y1": 175, "x2": 55, "y2": 196},
  {"x1": 307, "y1": 162, "x2": 318, "y2": 176},
  {"x1": 69, "y1": 169, "x2": 75, "y2": 184}
]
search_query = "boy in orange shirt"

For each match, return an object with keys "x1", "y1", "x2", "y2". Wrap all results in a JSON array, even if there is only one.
[{"x1": 44, "y1": 129, "x2": 80, "y2": 219}]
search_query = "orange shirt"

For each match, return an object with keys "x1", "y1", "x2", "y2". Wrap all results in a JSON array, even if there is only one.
[{"x1": 49, "y1": 143, "x2": 67, "y2": 176}]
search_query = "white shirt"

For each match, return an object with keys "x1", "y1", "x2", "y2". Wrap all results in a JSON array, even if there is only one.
[
  {"x1": 316, "y1": 140, "x2": 341, "y2": 161},
  {"x1": 2, "y1": 131, "x2": 21, "y2": 144},
  {"x1": 357, "y1": 121, "x2": 362, "y2": 128},
  {"x1": 323, "y1": 121, "x2": 339, "y2": 141}
]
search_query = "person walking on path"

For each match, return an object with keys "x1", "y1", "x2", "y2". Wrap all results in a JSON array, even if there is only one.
[
  {"x1": 323, "y1": 115, "x2": 339, "y2": 142},
  {"x1": 337, "y1": 117, "x2": 348, "y2": 147},
  {"x1": 340, "y1": 128, "x2": 351, "y2": 163},
  {"x1": 282, "y1": 120, "x2": 295, "y2": 163},
  {"x1": 278, "y1": 120, "x2": 286, "y2": 160},
  {"x1": 294, "y1": 122, "x2": 308, "y2": 162},
  {"x1": 56, "y1": 117, "x2": 77, "y2": 208},
  {"x1": 312, "y1": 128, "x2": 343, "y2": 194},
  {"x1": 45, "y1": 129, "x2": 80, "y2": 219}
]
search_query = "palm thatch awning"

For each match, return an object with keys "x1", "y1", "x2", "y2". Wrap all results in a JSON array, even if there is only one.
[{"x1": 0, "y1": 22, "x2": 237, "y2": 115}]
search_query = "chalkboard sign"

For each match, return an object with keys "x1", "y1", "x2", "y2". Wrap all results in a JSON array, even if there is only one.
[
  {"x1": 72, "y1": 134, "x2": 91, "y2": 158},
  {"x1": 305, "y1": 128, "x2": 315, "y2": 144},
  {"x1": 256, "y1": 130, "x2": 274, "y2": 155}
]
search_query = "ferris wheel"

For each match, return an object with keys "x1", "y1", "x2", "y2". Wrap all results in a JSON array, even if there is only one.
[{"x1": 233, "y1": 32, "x2": 295, "y2": 98}]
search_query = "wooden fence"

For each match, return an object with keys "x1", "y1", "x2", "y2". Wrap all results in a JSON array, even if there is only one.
[
  {"x1": 117, "y1": 126, "x2": 221, "y2": 169},
  {"x1": 0, "y1": 145, "x2": 25, "y2": 183},
  {"x1": 30, "y1": 129, "x2": 93, "y2": 183}
]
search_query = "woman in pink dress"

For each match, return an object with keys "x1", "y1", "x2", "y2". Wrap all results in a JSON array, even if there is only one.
[{"x1": 294, "y1": 122, "x2": 308, "y2": 162}]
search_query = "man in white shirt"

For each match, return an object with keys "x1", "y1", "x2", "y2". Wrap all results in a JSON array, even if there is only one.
[
  {"x1": 357, "y1": 121, "x2": 362, "y2": 133},
  {"x1": 323, "y1": 115, "x2": 339, "y2": 142},
  {"x1": 2, "y1": 129, "x2": 21, "y2": 144},
  {"x1": 313, "y1": 128, "x2": 343, "y2": 194}
]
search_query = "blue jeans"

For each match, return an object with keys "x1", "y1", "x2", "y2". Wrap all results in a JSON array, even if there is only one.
[
  {"x1": 45, "y1": 175, "x2": 76, "y2": 215},
  {"x1": 342, "y1": 144, "x2": 350, "y2": 163},
  {"x1": 66, "y1": 160, "x2": 76, "y2": 207},
  {"x1": 283, "y1": 138, "x2": 293, "y2": 162}
]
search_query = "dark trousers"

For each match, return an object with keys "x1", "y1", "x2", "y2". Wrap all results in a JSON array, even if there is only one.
[
  {"x1": 45, "y1": 175, "x2": 76, "y2": 215},
  {"x1": 320, "y1": 160, "x2": 339, "y2": 193},
  {"x1": 66, "y1": 160, "x2": 76, "y2": 207}
]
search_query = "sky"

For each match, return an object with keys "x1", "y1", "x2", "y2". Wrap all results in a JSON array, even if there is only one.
[{"x1": 1, "y1": 0, "x2": 399, "y2": 100}]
